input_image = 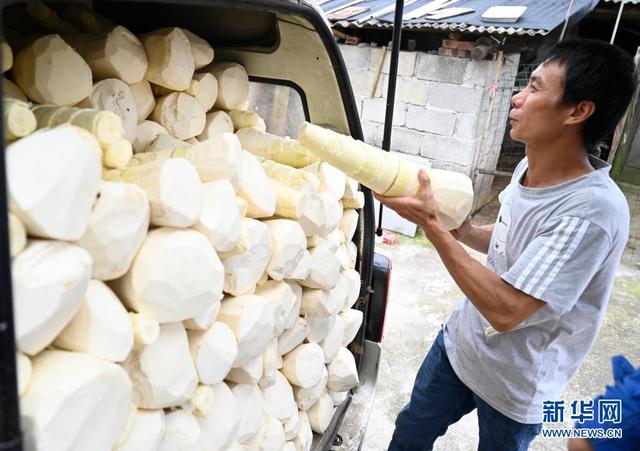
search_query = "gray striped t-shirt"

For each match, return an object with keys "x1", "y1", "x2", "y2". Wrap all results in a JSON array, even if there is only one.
[{"x1": 443, "y1": 156, "x2": 630, "y2": 424}]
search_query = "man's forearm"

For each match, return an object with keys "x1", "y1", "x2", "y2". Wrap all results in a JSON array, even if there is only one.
[
  {"x1": 457, "y1": 224, "x2": 494, "y2": 254},
  {"x1": 423, "y1": 220, "x2": 544, "y2": 332}
]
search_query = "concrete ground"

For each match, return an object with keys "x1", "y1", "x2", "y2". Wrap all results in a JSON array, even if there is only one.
[{"x1": 361, "y1": 181, "x2": 640, "y2": 451}]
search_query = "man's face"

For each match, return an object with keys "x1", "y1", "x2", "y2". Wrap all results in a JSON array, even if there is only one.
[{"x1": 509, "y1": 61, "x2": 574, "y2": 145}]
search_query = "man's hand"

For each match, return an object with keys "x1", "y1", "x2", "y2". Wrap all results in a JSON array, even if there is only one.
[
  {"x1": 373, "y1": 169, "x2": 443, "y2": 234},
  {"x1": 450, "y1": 216, "x2": 472, "y2": 241}
]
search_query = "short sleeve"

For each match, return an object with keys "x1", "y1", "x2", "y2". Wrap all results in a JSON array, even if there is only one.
[{"x1": 501, "y1": 216, "x2": 611, "y2": 311}]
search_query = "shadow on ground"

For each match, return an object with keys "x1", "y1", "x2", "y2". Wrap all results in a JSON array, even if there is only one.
[{"x1": 362, "y1": 181, "x2": 640, "y2": 451}]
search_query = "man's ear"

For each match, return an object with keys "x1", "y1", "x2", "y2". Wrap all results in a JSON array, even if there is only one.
[{"x1": 565, "y1": 100, "x2": 595, "y2": 126}]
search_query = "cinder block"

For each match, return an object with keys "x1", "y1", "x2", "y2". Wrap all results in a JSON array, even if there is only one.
[
  {"x1": 339, "y1": 44, "x2": 371, "y2": 71},
  {"x1": 361, "y1": 119, "x2": 382, "y2": 147},
  {"x1": 419, "y1": 134, "x2": 478, "y2": 166},
  {"x1": 405, "y1": 106, "x2": 455, "y2": 136},
  {"x1": 500, "y1": 55, "x2": 521, "y2": 88},
  {"x1": 373, "y1": 74, "x2": 388, "y2": 98},
  {"x1": 427, "y1": 83, "x2": 485, "y2": 113},
  {"x1": 427, "y1": 159, "x2": 471, "y2": 176},
  {"x1": 354, "y1": 95, "x2": 365, "y2": 116},
  {"x1": 463, "y1": 60, "x2": 492, "y2": 87},
  {"x1": 454, "y1": 113, "x2": 480, "y2": 139},
  {"x1": 390, "y1": 127, "x2": 424, "y2": 155},
  {"x1": 473, "y1": 173, "x2": 496, "y2": 210},
  {"x1": 415, "y1": 53, "x2": 467, "y2": 84},
  {"x1": 374, "y1": 76, "x2": 429, "y2": 105},
  {"x1": 362, "y1": 97, "x2": 406, "y2": 126},
  {"x1": 390, "y1": 150, "x2": 433, "y2": 169},
  {"x1": 369, "y1": 48, "x2": 417, "y2": 76},
  {"x1": 348, "y1": 69, "x2": 376, "y2": 97},
  {"x1": 395, "y1": 78, "x2": 429, "y2": 105}
]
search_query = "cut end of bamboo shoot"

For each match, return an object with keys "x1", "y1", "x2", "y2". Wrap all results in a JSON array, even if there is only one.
[{"x1": 13, "y1": 34, "x2": 92, "y2": 105}]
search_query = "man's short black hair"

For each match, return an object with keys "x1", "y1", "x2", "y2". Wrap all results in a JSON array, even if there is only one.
[{"x1": 539, "y1": 38, "x2": 636, "y2": 151}]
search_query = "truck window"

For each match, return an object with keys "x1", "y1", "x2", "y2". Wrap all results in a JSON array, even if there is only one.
[{"x1": 247, "y1": 81, "x2": 307, "y2": 138}]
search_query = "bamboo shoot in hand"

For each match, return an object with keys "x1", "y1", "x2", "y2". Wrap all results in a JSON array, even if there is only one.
[{"x1": 298, "y1": 122, "x2": 473, "y2": 229}]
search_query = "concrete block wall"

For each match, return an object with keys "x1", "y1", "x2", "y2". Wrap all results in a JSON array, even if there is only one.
[{"x1": 340, "y1": 43, "x2": 520, "y2": 209}]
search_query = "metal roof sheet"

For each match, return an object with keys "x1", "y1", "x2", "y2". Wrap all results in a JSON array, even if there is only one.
[{"x1": 320, "y1": 0, "x2": 600, "y2": 36}]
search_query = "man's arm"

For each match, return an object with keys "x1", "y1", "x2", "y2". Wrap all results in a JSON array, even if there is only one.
[
  {"x1": 426, "y1": 221, "x2": 544, "y2": 332},
  {"x1": 375, "y1": 170, "x2": 545, "y2": 333},
  {"x1": 451, "y1": 218, "x2": 494, "y2": 254}
]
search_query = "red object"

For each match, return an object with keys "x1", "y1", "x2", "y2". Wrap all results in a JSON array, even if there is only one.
[
  {"x1": 345, "y1": 35, "x2": 361, "y2": 45},
  {"x1": 382, "y1": 231, "x2": 397, "y2": 245}
]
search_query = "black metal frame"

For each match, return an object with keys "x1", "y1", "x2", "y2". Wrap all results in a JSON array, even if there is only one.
[
  {"x1": 0, "y1": 1, "x2": 378, "y2": 449},
  {"x1": 376, "y1": 0, "x2": 405, "y2": 237},
  {"x1": 247, "y1": 75, "x2": 311, "y2": 125}
]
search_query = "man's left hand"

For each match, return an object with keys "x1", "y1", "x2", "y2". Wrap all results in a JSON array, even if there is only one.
[{"x1": 373, "y1": 169, "x2": 443, "y2": 233}]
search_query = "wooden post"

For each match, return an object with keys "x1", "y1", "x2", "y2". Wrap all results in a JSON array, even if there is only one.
[{"x1": 370, "y1": 46, "x2": 388, "y2": 98}]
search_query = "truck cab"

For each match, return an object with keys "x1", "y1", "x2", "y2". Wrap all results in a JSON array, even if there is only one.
[{"x1": 0, "y1": 1, "x2": 391, "y2": 449}]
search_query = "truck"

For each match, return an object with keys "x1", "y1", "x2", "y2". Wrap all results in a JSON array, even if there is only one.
[{"x1": 0, "y1": 1, "x2": 392, "y2": 450}]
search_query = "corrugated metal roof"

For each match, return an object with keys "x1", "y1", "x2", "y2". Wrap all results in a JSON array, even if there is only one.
[
  {"x1": 320, "y1": 0, "x2": 600, "y2": 36},
  {"x1": 603, "y1": 0, "x2": 640, "y2": 4}
]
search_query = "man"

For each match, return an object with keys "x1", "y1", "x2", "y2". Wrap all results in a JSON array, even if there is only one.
[{"x1": 376, "y1": 38, "x2": 635, "y2": 451}]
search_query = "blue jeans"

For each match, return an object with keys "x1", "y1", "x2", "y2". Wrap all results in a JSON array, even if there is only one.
[{"x1": 388, "y1": 329, "x2": 542, "y2": 451}]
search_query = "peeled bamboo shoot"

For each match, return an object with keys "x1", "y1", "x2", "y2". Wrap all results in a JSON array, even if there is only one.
[
  {"x1": 103, "y1": 158, "x2": 203, "y2": 228},
  {"x1": 3, "y1": 99, "x2": 36, "y2": 141},
  {"x1": 206, "y1": 62, "x2": 249, "y2": 110},
  {"x1": 140, "y1": 27, "x2": 194, "y2": 91},
  {"x1": 9, "y1": 212, "x2": 26, "y2": 258},
  {"x1": 198, "y1": 110, "x2": 233, "y2": 140},
  {"x1": 1, "y1": 41, "x2": 13, "y2": 73},
  {"x1": 129, "y1": 80, "x2": 155, "y2": 122},
  {"x1": 75, "y1": 25, "x2": 148, "y2": 84},
  {"x1": 182, "y1": 29, "x2": 214, "y2": 69},
  {"x1": 110, "y1": 227, "x2": 224, "y2": 323},
  {"x1": 237, "y1": 128, "x2": 318, "y2": 168},
  {"x1": 298, "y1": 122, "x2": 474, "y2": 230},
  {"x1": 79, "y1": 78, "x2": 138, "y2": 142},
  {"x1": 13, "y1": 34, "x2": 92, "y2": 105},
  {"x1": 7, "y1": 126, "x2": 102, "y2": 240},
  {"x1": 151, "y1": 92, "x2": 205, "y2": 140},
  {"x1": 21, "y1": 350, "x2": 132, "y2": 451}
]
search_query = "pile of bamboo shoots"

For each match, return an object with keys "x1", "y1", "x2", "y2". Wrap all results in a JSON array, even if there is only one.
[{"x1": 3, "y1": 2, "x2": 364, "y2": 450}]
